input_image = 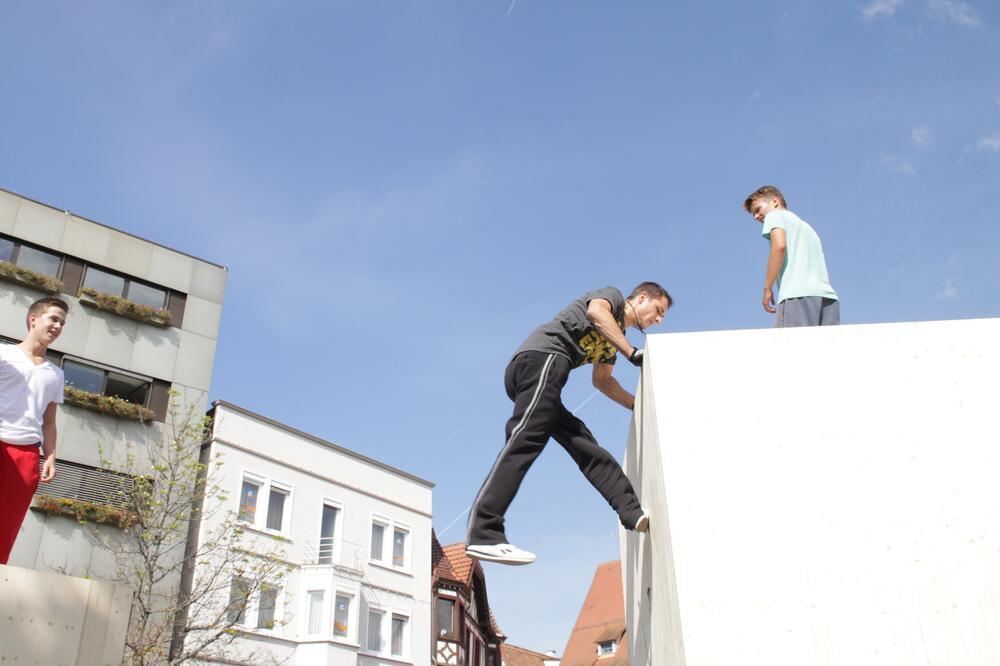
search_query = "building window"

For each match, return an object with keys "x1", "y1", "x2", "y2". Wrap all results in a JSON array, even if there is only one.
[
  {"x1": 0, "y1": 237, "x2": 14, "y2": 262},
  {"x1": 436, "y1": 597, "x2": 456, "y2": 638},
  {"x1": 227, "y1": 577, "x2": 252, "y2": 625},
  {"x1": 369, "y1": 516, "x2": 411, "y2": 570},
  {"x1": 265, "y1": 486, "x2": 288, "y2": 531},
  {"x1": 82, "y1": 265, "x2": 167, "y2": 308},
  {"x1": 367, "y1": 609, "x2": 385, "y2": 653},
  {"x1": 81, "y1": 266, "x2": 125, "y2": 297},
  {"x1": 392, "y1": 527, "x2": 408, "y2": 567},
  {"x1": 391, "y1": 613, "x2": 408, "y2": 657},
  {"x1": 370, "y1": 520, "x2": 386, "y2": 563},
  {"x1": 333, "y1": 592, "x2": 352, "y2": 639},
  {"x1": 257, "y1": 585, "x2": 278, "y2": 629},
  {"x1": 597, "y1": 639, "x2": 617, "y2": 655},
  {"x1": 237, "y1": 475, "x2": 291, "y2": 535},
  {"x1": 318, "y1": 502, "x2": 339, "y2": 564},
  {"x1": 307, "y1": 591, "x2": 324, "y2": 635},
  {"x1": 238, "y1": 477, "x2": 260, "y2": 523},
  {"x1": 13, "y1": 244, "x2": 62, "y2": 277},
  {"x1": 63, "y1": 359, "x2": 152, "y2": 407}
]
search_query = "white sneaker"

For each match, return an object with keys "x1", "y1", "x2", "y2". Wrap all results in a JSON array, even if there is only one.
[
  {"x1": 634, "y1": 514, "x2": 650, "y2": 533},
  {"x1": 465, "y1": 543, "x2": 537, "y2": 566}
]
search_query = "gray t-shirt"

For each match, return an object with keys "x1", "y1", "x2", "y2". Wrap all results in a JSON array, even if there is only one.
[{"x1": 514, "y1": 287, "x2": 625, "y2": 368}]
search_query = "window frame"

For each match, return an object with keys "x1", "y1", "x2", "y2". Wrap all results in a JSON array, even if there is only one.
[
  {"x1": 316, "y1": 498, "x2": 343, "y2": 566},
  {"x1": 390, "y1": 610, "x2": 411, "y2": 659},
  {"x1": 236, "y1": 471, "x2": 294, "y2": 538},
  {"x1": 366, "y1": 606, "x2": 387, "y2": 655},
  {"x1": 1, "y1": 236, "x2": 64, "y2": 279},
  {"x1": 238, "y1": 473, "x2": 265, "y2": 524},
  {"x1": 305, "y1": 589, "x2": 325, "y2": 636},
  {"x1": 256, "y1": 584, "x2": 280, "y2": 630},
  {"x1": 331, "y1": 587, "x2": 358, "y2": 643},
  {"x1": 435, "y1": 594, "x2": 457, "y2": 640},
  {"x1": 81, "y1": 264, "x2": 169, "y2": 309},
  {"x1": 264, "y1": 481, "x2": 291, "y2": 533},
  {"x1": 597, "y1": 639, "x2": 617, "y2": 656},
  {"x1": 368, "y1": 513, "x2": 412, "y2": 572},
  {"x1": 226, "y1": 576, "x2": 253, "y2": 626},
  {"x1": 61, "y1": 356, "x2": 155, "y2": 408}
]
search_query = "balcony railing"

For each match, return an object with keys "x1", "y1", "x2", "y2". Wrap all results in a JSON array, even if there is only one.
[{"x1": 301, "y1": 537, "x2": 364, "y2": 572}]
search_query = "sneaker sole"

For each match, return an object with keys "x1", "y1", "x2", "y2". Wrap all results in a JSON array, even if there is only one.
[
  {"x1": 465, "y1": 547, "x2": 535, "y2": 566},
  {"x1": 635, "y1": 515, "x2": 650, "y2": 533}
]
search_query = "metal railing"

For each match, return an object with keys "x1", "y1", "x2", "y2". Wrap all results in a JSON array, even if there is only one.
[{"x1": 301, "y1": 537, "x2": 365, "y2": 571}]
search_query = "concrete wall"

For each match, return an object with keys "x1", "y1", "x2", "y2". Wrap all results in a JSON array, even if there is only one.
[
  {"x1": 622, "y1": 319, "x2": 1000, "y2": 666},
  {"x1": 0, "y1": 564, "x2": 131, "y2": 665}
]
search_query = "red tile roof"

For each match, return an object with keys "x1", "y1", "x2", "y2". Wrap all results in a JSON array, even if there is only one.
[
  {"x1": 432, "y1": 531, "x2": 459, "y2": 583},
  {"x1": 441, "y1": 543, "x2": 478, "y2": 586},
  {"x1": 500, "y1": 643, "x2": 559, "y2": 666},
  {"x1": 561, "y1": 560, "x2": 629, "y2": 665}
]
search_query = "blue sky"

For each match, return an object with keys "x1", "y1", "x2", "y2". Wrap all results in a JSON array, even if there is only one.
[{"x1": 2, "y1": 0, "x2": 998, "y2": 653}]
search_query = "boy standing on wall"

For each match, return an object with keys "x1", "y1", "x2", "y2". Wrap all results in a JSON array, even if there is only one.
[
  {"x1": 0, "y1": 296, "x2": 67, "y2": 563},
  {"x1": 744, "y1": 186, "x2": 839, "y2": 327}
]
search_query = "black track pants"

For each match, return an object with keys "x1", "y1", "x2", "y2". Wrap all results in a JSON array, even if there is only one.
[{"x1": 466, "y1": 351, "x2": 643, "y2": 545}]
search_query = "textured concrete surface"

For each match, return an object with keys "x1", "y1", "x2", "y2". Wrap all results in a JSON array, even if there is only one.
[
  {"x1": 0, "y1": 564, "x2": 131, "y2": 665},
  {"x1": 622, "y1": 319, "x2": 1000, "y2": 666}
]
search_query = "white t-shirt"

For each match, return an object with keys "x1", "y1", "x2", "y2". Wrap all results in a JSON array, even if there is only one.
[{"x1": 0, "y1": 344, "x2": 64, "y2": 446}]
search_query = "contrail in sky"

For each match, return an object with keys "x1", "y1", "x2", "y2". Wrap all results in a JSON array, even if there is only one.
[
  {"x1": 507, "y1": 0, "x2": 518, "y2": 16},
  {"x1": 418, "y1": 423, "x2": 470, "y2": 461}
]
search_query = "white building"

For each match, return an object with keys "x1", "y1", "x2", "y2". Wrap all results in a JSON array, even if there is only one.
[{"x1": 189, "y1": 400, "x2": 434, "y2": 666}]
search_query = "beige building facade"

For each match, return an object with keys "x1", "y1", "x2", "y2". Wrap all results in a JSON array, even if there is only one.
[{"x1": 0, "y1": 186, "x2": 227, "y2": 575}]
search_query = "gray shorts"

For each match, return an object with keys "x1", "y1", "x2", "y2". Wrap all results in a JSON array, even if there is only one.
[{"x1": 775, "y1": 297, "x2": 840, "y2": 328}]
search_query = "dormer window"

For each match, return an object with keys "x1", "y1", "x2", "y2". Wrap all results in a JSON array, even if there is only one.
[{"x1": 597, "y1": 639, "x2": 617, "y2": 656}]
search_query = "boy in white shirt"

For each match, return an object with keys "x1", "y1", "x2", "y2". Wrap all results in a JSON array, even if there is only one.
[
  {"x1": 0, "y1": 296, "x2": 67, "y2": 564},
  {"x1": 744, "y1": 185, "x2": 840, "y2": 327}
]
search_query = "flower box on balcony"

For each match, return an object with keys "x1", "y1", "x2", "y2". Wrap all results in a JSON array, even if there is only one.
[
  {"x1": 34, "y1": 495, "x2": 137, "y2": 529},
  {"x1": 0, "y1": 260, "x2": 64, "y2": 293},
  {"x1": 79, "y1": 287, "x2": 172, "y2": 327},
  {"x1": 64, "y1": 385, "x2": 156, "y2": 422}
]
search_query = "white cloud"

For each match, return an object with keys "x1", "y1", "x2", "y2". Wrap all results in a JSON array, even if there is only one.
[
  {"x1": 927, "y1": 0, "x2": 981, "y2": 27},
  {"x1": 863, "y1": 0, "x2": 904, "y2": 19},
  {"x1": 977, "y1": 133, "x2": 1000, "y2": 152},
  {"x1": 881, "y1": 152, "x2": 916, "y2": 174},
  {"x1": 911, "y1": 126, "x2": 930, "y2": 146}
]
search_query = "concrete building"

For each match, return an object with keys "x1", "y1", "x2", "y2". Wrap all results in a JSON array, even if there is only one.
[
  {"x1": 187, "y1": 400, "x2": 434, "y2": 665},
  {"x1": 622, "y1": 319, "x2": 1000, "y2": 666},
  {"x1": 0, "y1": 186, "x2": 227, "y2": 576}
]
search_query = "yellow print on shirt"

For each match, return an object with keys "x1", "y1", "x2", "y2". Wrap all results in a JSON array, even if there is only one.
[{"x1": 577, "y1": 329, "x2": 617, "y2": 364}]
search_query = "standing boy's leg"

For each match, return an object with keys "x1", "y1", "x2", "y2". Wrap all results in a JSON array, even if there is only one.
[
  {"x1": 466, "y1": 352, "x2": 570, "y2": 546},
  {"x1": 550, "y1": 406, "x2": 644, "y2": 529},
  {"x1": 819, "y1": 298, "x2": 840, "y2": 325},
  {"x1": 0, "y1": 441, "x2": 41, "y2": 564}
]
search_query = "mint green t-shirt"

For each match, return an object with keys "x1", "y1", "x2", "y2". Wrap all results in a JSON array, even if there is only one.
[{"x1": 761, "y1": 209, "x2": 838, "y2": 303}]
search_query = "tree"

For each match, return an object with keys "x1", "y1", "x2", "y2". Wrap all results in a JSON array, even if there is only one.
[{"x1": 85, "y1": 399, "x2": 291, "y2": 665}]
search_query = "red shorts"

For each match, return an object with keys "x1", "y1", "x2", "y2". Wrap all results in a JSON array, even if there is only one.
[{"x1": 0, "y1": 440, "x2": 41, "y2": 564}]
